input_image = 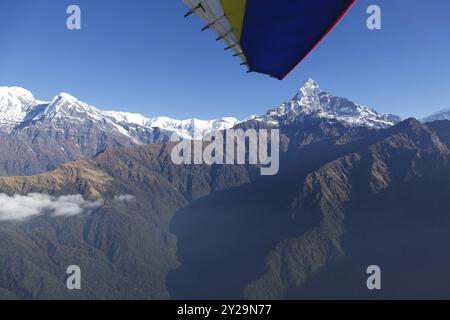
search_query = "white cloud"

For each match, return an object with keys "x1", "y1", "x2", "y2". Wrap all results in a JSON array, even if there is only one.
[
  {"x1": 113, "y1": 194, "x2": 136, "y2": 203},
  {"x1": 0, "y1": 193, "x2": 101, "y2": 222}
]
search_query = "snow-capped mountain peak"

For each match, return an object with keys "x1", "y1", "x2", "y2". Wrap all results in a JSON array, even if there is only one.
[
  {"x1": 422, "y1": 108, "x2": 450, "y2": 123},
  {"x1": 0, "y1": 86, "x2": 36, "y2": 102},
  {"x1": 54, "y1": 92, "x2": 79, "y2": 103},
  {"x1": 261, "y1": 79, "x2": 401, "y2": 129},
  {"x1": 43, "y1": 92, "x2": 105, "y2": 122},
  {"x1": 0, "y1": 86, "x2": 47, "y2": 132},
  {"x1": 293, "y1": 78, "x2": 320, "y2": 100}
]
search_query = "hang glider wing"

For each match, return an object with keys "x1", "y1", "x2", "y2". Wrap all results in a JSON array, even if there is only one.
[{"x1": 183, "y1": 0, "x2": 356, "y2": 80}]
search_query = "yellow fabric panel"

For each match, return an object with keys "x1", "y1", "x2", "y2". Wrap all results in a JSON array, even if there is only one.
[{"x1": 219, "y1": 0, "x2": 247, "y2": 41}]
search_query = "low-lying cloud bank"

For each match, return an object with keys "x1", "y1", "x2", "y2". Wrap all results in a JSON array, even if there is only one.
[
  {"x1": 113, "y1": 194, "x2": 136, "y2": 203},
  {"x1": 0, "y1": 193, "x2": 101, "y2": 222}
]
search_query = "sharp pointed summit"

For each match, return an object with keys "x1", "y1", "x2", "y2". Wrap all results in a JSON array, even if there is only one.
[
  {"x1": 53, "y1": 92, "x2": 79, "y2": 103},
  {"x1": 260, "y1": 79, "x2": 401, "y2": 129},
  {"x1": 301, "y1": 78, "x2": 320, "y2": 90},
  {"x1": 292, "y1": 78, "x2": 321, "y2": 101}
]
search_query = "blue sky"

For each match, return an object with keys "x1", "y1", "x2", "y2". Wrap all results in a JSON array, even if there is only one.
[{"x1": 0, "y1": 0, "x2": 449, "y2": 120}]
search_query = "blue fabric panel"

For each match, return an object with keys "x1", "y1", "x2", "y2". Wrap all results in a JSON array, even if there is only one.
[{"x1": 240, "y1": 0, "x2": 355, "y2": 79}]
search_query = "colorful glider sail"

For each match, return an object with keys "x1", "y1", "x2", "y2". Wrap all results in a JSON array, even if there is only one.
[{"x1": 183, "y1": 0, "x2": 356, "y2": 80}]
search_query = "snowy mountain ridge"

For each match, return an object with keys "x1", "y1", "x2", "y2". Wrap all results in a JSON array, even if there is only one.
[
  {"x1": 0, "y1": 80, "x2": 408, "y2": 142},
  {"x1": 0, "y1": 81, "x2": 419, "y2": 177},
  {"x1": 0, "y1": 87, "x2": 239, "y2": 140}
]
